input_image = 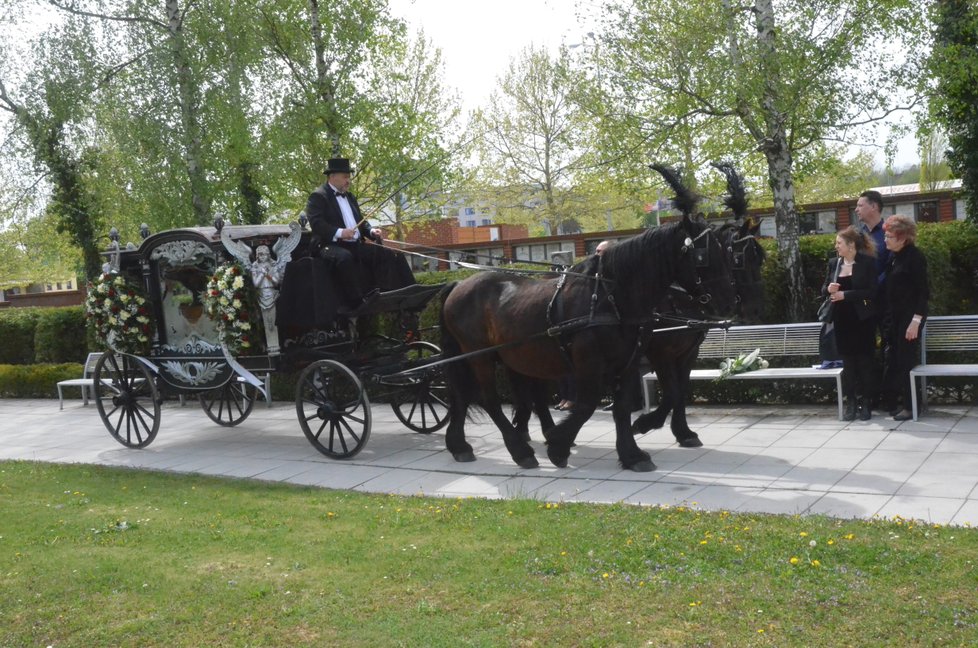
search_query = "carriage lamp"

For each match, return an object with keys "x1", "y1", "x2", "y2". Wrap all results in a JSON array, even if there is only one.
[
  {"x1": 298, "y1": 211, "x2": 308, "y2": 229},
  {"x1": 214, "y1": 216, "x2": 225, "y2": 233},
  {"x1": 109, "y1": 227, "x2": 119, "y2": 243},
  {"x1": 140, "y1": 223, "x2": 151, "y2": 240}
]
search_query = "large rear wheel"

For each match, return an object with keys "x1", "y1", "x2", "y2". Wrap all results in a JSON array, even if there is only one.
[
  {"x1": 295, "y1": 359, "x2": 371, "y2": 458},
  {"x1": 390, "y1": 341, "x2": 450, "y2": 434},
  {"x1": 94, "y1": 350, "x2": 160, "y2": 449}
]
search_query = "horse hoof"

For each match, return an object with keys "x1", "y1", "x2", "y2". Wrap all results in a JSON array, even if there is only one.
[
  {"x1": 678, "y1": 437, "x2": 703, "y2": 448},
  {"x1": 546, "y1": 448, "x2": 569, "y2": 468},
  {"x1": 631, "y1": 425, "x2": 649, "y2": 436},
  {"x1": 628, "y1": 459, "x2": 657, "y2": 472},
  {"x1": 517, "y1": 455, "x2": 539, "y2": 469},
  {"x1": 453, "y1": 451, "x2": 477, "y2": 463}
]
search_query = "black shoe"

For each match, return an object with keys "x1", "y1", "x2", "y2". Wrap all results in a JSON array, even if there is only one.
[
  {"x1": 858, "y1": 402, "x2": 871, "y2": 421},
  {"x1": 893, "y1": 410, "x2": 913, "y2": 421},
  {"x1": 843, "y1": 400, "x2": 857, "y2": 421}
]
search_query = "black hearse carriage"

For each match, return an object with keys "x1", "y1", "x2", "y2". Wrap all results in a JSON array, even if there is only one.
[{"x1": 89, "y1": 220, "x2": 448, "y2": 459}]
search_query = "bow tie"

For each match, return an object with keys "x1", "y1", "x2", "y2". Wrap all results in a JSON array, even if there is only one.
[{"x1": 334, "y1": 191, "x2": 348, "y2": 198}]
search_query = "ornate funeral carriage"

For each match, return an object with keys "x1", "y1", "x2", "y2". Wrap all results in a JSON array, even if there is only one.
[{"x1": 88, "y1": 219, "x2": 448, "y2": 459}]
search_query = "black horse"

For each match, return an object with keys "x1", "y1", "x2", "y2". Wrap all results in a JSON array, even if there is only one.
[
  {"x1": 508, "y1": 164, "x2": 753, "y2": 450},
  {"x1": 439, "y1": 188, "x2": 736, "y2": 472},
  {"x1": 631, "y1": 162, "x2": 767, "y2": 446}
]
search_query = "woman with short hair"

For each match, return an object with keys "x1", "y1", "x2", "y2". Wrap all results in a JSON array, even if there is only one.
[{"x1": 881, "y1": 214, "x2": 930, "y2": 421}]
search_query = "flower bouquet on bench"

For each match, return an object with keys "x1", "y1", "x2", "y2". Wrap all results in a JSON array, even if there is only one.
[{"x1": 717, "y1": 348, "x2": 769, "y2": 381}]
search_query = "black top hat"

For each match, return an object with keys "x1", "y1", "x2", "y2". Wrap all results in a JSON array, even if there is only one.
[{"x1": 323, "y1": 157, "x2": 354, "y2": 175}]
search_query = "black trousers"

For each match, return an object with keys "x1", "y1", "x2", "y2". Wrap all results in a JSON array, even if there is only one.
[{"x1": 840, "y1": 353, "x2": 876, "y2": 401}]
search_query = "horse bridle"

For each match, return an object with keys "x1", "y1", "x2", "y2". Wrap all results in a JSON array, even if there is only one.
[{"x1": 676, "y1": 227, "x2": 721, "y2": 305}]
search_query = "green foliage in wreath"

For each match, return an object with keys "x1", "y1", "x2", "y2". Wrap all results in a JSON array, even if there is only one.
[
  {"x1": 203, "y1": 262, "x2": 262, "y2": 354},
  {"x1": 85, "y1": 272, "x2": 154, "y2": 354}
]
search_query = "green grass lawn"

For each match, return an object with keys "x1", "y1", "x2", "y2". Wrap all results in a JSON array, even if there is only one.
[{"x1": 2, "y1": 460, "x2": 977, "y2": 647}]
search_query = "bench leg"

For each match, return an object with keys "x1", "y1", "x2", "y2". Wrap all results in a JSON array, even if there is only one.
[
  {"x1": 58, "y1": 385, "x2": 64, "y2": 411},
  {"x1": 910, "y1": 374, "x2": 919, "y2": 421},
  {"x1": 835, "y1": 374, "x2": 844, "y2": 420},
  {"x1": 265, "y1": 374, "x2": 272, "y2": 408},
  {"x1": 642, "y1": 375, "x2": 657, "y2": 413}
]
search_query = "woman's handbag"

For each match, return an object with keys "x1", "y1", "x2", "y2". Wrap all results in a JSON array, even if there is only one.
[{"x1": 817, "y1": 258, "x2": 842, "y2": 322}]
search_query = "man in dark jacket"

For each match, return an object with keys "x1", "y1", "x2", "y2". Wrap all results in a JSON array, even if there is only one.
[{"x1": 304, "y1": 157, "x2": 415, "y2": 313}]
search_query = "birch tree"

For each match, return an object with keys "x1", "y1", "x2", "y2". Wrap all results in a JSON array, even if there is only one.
[{"x1": 597, "y1": 0, "x2": 927, "y2": 318}]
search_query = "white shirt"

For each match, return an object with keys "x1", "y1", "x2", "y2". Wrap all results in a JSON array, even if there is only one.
[{"x1": 329, "y1": 183, "x2": 359, "y2": 241}]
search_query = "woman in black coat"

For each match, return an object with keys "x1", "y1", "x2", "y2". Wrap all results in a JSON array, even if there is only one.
[
  {"x1": 822, "y1": 226, "x2": 879, "y2": 420},
  {"x1": 881, "y1": 214, "x2": 929, "y2": 421}
]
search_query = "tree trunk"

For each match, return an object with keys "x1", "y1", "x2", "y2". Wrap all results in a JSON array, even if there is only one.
[
  {"x1": 166, "y1": 0, "x2": 210, "y2": 225},
  {"x1": 754, "y1": 0, "x2": 804, "y2": 320},
  {"x1": 308, "y1": 0, "x2": 341, "y2": 155}
]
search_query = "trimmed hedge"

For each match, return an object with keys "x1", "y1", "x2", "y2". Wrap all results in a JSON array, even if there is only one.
[{"x1": 0, "y1": 363, "x2": 82, "y2": 398}]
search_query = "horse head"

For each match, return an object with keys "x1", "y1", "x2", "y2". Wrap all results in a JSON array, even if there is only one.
[{"x1": 648, "y1": 163, "x2": 737, "y2": 318}]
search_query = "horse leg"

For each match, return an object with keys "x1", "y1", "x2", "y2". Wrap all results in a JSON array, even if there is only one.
[
  {"x1": 669, "y1": 348, "x2": 703, "y2": 448},
  {"x1": 468, "y1": 362, "x2": 537, "y2": 468},
  {"x1": 612, "y1": 369, "x2": 656, "y2": 472},
  {"x1": 507, "y1": 371, "x2": 554, "y2": 444},
  {"x1": 444, "y1": 391, "x2": 476, "y2": 463},
  {"x1": 631, "y1": 363, "x2": 673, "y2": 435}
]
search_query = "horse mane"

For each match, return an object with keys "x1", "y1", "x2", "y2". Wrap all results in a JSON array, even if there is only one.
[{"x1": 711, "y1": 161, "x2": 749, "y2": 219}]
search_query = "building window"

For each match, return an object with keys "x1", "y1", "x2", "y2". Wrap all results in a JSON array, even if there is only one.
[
  {"x1": 465, "y1": 220, "x2": 476, "y2": 227},
  {"x1": 481, "y1": 218, "x2": 491, "y2": 226},
  {"x1": 798, "y1": 212, "x2": 818, "y2": 235},
  {"x1": 915, "y1": 201, "x2": 939, "y2": 223},
  {"x1": 66, "y1": 280, "x2": 73, "y2": 290},
  {"x1": 464, "y1": 207, "x2": 475, "y2": 216}
]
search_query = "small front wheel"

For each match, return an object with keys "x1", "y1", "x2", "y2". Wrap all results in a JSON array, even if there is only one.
[
  {"x1": 295, "y1": 360, "x2": 371, "y2": 458},
  {"x1": 199, "y1": 379, "x2": 257, "y2": 427},
  {"x1": 94, "y1": 350, "x2": 160, "y2": 449}
]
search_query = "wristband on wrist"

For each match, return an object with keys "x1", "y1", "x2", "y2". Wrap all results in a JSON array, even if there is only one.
[{"x1": 911, "y1": 316, "x2": 922, "y2": 324}]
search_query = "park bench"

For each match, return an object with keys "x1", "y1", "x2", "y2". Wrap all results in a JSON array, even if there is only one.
[
  {"x1": 909, "y1": 314, "x2": 978, "y2": 421},
  {"x1": 56, "y1": 352, "x2": 103, "y2": 410},
  {"x1": 641, "y1": 321, "x2": 845, "y2": 419}
]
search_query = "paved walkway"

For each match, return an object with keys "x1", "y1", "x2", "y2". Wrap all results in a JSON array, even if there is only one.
[{"x1": 3, "y1": 398, "x2": 978, "y2": 526}]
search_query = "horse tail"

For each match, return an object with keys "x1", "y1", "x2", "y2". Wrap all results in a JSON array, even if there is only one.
[
  {"x1": 438, "y1": 281, "x2": 484, "y2": 408},
  {"x1": 649, "y1": 163, "x2": 699, "y2": 216},
  {"x1": 711, "y1": 160, "x2": 749, "y2": 220}
]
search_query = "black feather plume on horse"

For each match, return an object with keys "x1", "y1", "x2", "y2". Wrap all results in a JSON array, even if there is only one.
[
  {"x1": 650, "y1": 163, "x2": 700, "y2": 217},
  {"x1": 711, "y1": 160, "x2": 749, "y2": 219}
]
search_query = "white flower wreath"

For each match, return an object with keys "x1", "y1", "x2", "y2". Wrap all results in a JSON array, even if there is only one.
[
  {"x1": 203, "y1": 262, "x2": 260, "y2": 353},
  {"x1": 85, "y1": 272, "x2": 154, "y2": 354}
]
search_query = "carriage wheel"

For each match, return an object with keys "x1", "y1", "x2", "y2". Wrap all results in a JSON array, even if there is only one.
[
  {"x1": 390, "y1": 341, "x2": 450, "y2": 434},
  {"x1": 295, "y1": 359, "x2": 371, "y2": 458},
  {"x1": 199, "y1": 379, "x2": 257, "y2": 427},
  {"x1": 94, "y1": 350, "x2": 160, "y2": 449}
]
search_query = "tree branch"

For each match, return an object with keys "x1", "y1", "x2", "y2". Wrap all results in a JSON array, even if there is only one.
[{"x1": 47, "y1": 0, "x2": 167, "y2": 30}]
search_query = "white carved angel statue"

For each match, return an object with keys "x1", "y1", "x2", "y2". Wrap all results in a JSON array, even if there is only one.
[{"x1": 220, "y1": 222, "x2": 302, "y2": 355}]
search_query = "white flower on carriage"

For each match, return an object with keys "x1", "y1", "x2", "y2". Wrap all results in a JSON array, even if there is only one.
[
  {"x1": 240, "y1": 322, "x2": 250, "y2": 330},
  {"x1": 120, "y1": 294, "x2": 130, "y2": 304},
  {"x1": 108, "y1": 316, "x2": 118, "y2": 326},
  {"x1": 219, "y1": 296, "x2": 229, "y2": 306},
  {"x1": 119, "y1": 311, "x2": 131, "y2": 321},
  {"x1": 232, "y1": 299, "x2": 242, "y2": 309},
  {"x1": 138, "y1": 335, "x2": 148, "y2": 342},
  {"x1": 232, "y1": 276, "x2": 245, "y2": 290},
  {"x1": 137, "y1": 316, "x2": 149, "y2": 324},
  {"x1": 103, "y1": 298, "x2": 112, "y2": 309}
]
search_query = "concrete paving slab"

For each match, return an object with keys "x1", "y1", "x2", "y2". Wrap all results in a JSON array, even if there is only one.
[{"x1": 3, "y1": 399, "x2": 978, "y2": 526}]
